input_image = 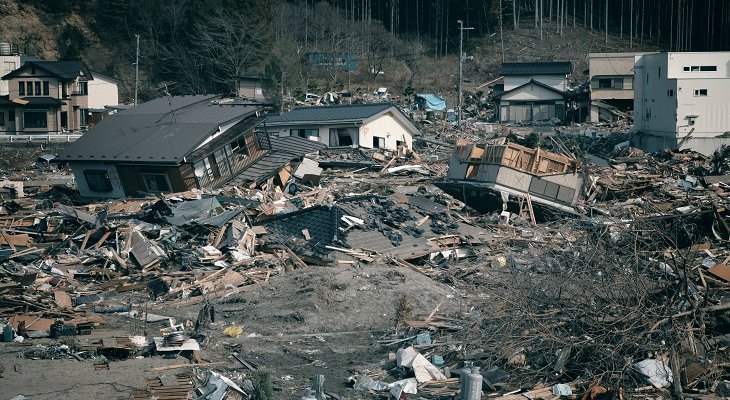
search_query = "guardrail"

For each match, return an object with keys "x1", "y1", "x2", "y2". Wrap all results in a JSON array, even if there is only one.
[{"x1": 0, "y1": 134, "x2": 82, "y2": 143}]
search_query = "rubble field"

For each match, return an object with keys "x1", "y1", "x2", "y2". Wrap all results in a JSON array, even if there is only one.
[{"x1": 1, "y1": 126, "x2": 730, "y2": 400}]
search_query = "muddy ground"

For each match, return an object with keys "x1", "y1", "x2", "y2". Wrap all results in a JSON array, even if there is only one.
[{"x1": 1, "y1": 261, "x2": 466, "y2": 399}]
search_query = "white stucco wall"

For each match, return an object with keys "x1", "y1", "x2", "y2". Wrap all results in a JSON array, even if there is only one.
[
  {"x1": 504, "y1": 75, "x2": 566, "y2": 91},
  {"x1": 500, "y1": 84, "x2": 564, "y2": 101},
  {"x1": 71, "y1": 163, "x2": 125, "y2": 198},
  {"x1": 360, "y1": 112, "x2": 413, "y2": 150},
  {"x1": 88, "y1": 74, "x2": 119, "y2": 109}
]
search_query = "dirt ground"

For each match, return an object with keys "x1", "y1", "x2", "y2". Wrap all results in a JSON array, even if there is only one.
[{"x1": 0, "y1": 261, "x2": 466, "y2": 399}]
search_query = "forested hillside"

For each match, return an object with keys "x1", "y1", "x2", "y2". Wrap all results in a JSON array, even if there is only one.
[{"x1": 1, "y1": 0, "x2": 727, "y2": 106}]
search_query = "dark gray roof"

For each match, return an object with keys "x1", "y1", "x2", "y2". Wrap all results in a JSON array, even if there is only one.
[
  {"x1": 228, "y1": 136, "x2": 326, "y2": 185},
  {"x1": 499, "y1": 61, "x2": 573, "y2": 76},
  {"x1": 16, "y1": 97, "x2": 66, "y2": 106},
  {"x1": 56, "y1": 95, "x2": 261, "y2": 164},
  {"x1": 2, "y1": 61, "x2": 92, "y2": 80},
  {"x1": 264, "y1": 103, "x2": 393, "y2": 125}
]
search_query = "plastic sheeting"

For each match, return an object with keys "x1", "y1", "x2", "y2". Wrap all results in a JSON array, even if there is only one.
[{"x1": 415, "y1": 94, "x2": 447, "y2": 111}]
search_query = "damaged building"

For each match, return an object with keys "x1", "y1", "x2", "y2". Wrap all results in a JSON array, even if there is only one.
[
  {"x1": 54, "y1": 95, "x2": 323, "y2": 198},
  {"x1": 435, "y1": 139, "x2": 583, "y2": 218},
  {"x1": 263, "y1": 103, "x2": 417, "y2": 150}
]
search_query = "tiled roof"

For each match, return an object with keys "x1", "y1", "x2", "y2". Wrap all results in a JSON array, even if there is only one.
[
  {"x1": 264, "y1": 103, "x2": 393, "y2": 125},
  {"x1": 2, "y1": 61, "x2": 92, "y2": 80},
  {"x1": 227, "y1": 136, "x2": 326, "y2": 185},
  {"x1": 55, "y1": 95, "x2": 261, "y2": 163},
  {"x1": 499, "y1": 61, "x2": 573, "y2": 76}
]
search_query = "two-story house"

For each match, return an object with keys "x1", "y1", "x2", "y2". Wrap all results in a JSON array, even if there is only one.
[
  {"x1": 0, "y1": 60, "x2": 92, "y2": 134},
  {"x1": 494, "y1": 61, "x2": 573, "y2": 123},
  {"x1": 633, "y1": 52, "x2": 730, "y2": 156},
  {"x1": 588, "y1": 52, "x2": 654, "y2": 122}
]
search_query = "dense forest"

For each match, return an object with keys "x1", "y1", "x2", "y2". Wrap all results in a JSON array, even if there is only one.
[{"x1": 3, "y1": 0, "x2": 729, "y2": 104}]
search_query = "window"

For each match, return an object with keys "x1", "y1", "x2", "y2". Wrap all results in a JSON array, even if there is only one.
[
  {"x1": 84, "y1": 170, "x2": 112, "y2": 192},
  {"x1": 43, "y1": 81, "x2": 49, "y2": 96},
  {"x1": 79, "y1": 82, "x2": 88, "y2": 95},
  {"x1": 34, "y1": 81, "x2": 41, "y2": 96},
  {"x1": 8, "y1": 110, "x2": 14, "y2": 121},
  {"x1": 26, "y1": 81, "x2": 32, "y2": 96},
  {"x1": 291, "y1": 128, "x2": 319, "y2": 138},
  {"x1": 23, "y1": 111, "x2": 47, "y2": 128},
  {"x1": 141, "y1": 173, "x2": 171, "y2": 192},
  {"x1": 684, "y1": 65, "x2": 717, "y2": 72},
  {"x1": 0, "y1": 112, "x2": 4, "y2": 126},
  {"x1": 18, "y1": 81, "x2": 24, "y2": 96},
  {"x1": 667, "y1": 89, "x2": 674, "y2": 97},
  {"x1": 79, "y1": 109, "x2": 89, "y2": 126},
  {"x1": 598, "y1": 79, "x2": 612, "y2": 88},
  {"x1": 373, "y1": 136, "x2": 385, "y2": 148},
  {"x1": 206, "y1": 155, "x2": 221, "y2": 178},
  {"x1": 230, "y1": 138, "x2": 249, "y2": 158},
  {"x1": 2, "y1": 61, "x2": 15, "y2": 73},
  {"x1": 694, "y1": 89, "x2": 708, "y2": 96},
  {"x1": 658, "y1": 67, "x2": 661, "y2": 78}
]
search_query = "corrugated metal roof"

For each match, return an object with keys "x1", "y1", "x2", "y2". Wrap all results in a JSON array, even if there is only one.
[
  {"x1": 228, "y1": 136, "x2": 326, "y2": 185},
  {"x1": 56, "y1": 95, "x2": 261, "y2": 163},
  {"x1": 264, "y1": 103, "x2": 393, "y2": 124},
  {"x1": 499, "y1": 61, "x2": 573, "y2": 76}
]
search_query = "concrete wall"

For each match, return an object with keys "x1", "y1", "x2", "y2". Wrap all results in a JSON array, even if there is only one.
[
  {"x1": 70, "y1": 163, "x2": 125, "y2": 198},
  {"x1": 634, "y1": 52, "x2": 730, "y2": 155}
]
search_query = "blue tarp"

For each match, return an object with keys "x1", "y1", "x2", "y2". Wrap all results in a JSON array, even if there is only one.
[{"x1": 415, "y1": 94, "x2": 447, "y2": 111}]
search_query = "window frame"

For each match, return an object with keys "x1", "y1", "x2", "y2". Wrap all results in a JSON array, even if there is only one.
[
  {"x1": 26, "y1": 81, "x2": 32, "y2": 96},
  {"x1": 34, "y1": 81, "x2": 41, "y2": 96},
  {"x1": 18, "y1": 81, "x2": 25, "y2": 96},
  {"x1": 23, "y1": 111, "x2": 47, "y2": 128},
  {"x1": 141, "y1": 172, "x2": 171, "y2": 193},
  {"x1": 373, "y1": 136, "x2": 386, "y2": 149},
  {"x1": 291, "y1": 128, "x2": 319, "y2": 138},
  {"x1": 43, "y1": 81, "x2": 49, "y2": 96},
  {"x1": 84, "y1": 170, "x2": 113, "y2": 192},
  {"x1": 694, "y1": 89, "x2": 708, "y2": 97}
]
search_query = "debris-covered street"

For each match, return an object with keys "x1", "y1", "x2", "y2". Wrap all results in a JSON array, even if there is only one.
[{"x1": 1, "y1": 118, "x2": 729, "y2": 399}]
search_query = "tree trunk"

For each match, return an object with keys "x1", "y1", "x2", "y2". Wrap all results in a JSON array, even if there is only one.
[
  {"x1": 603, "y1": 0, "x2": 608, "y2": 44},
  {"x1": 535, "y1": 0, "x2": 539, "y2": 30},
  {"x1": 640, "y1": 0, "x2": 645, "y2": 43},
  {"x1": 540, "y1": 0, "x2": 544, "y2": 39},
  {"x1": 669, "y1": 0, "x2": 673, "y2": 50},
  {"x1": 513, "y1": 0, "x2": 518, "y2": 29},
  {"x1": 500, "y1": 0, "x2": 506, "y2": 61},
  {"x1": 620, "y1": 0, "x2": 623, "y2": 38},
  {"x1": 629, "y1": 0, "x2": 633, "y2": 48},
  {"x1": 573, "y1": 0, "x2": 576, "y2": 28},
  {"x1": 590, "y1": 0, "x2": 593, "y2": 31}
]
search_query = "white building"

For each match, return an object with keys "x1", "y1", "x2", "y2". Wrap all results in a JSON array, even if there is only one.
[
  {"x1": 263, "y1": 103, "x2": 418, "y2": 151},
  {"x1": 633, "y1": 52, "x2": 730, "y2": 155},
  {"x1": 88, "y1": 70, "x2": 120, "y2": 109},
  {"x1": 588, "y1": 52, "x2": 654, "y2": 122},
  {"x1": 0, "y1": 43, "x2": 20, "y2": 96}
]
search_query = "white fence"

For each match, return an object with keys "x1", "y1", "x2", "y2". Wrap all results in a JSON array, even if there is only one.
[{"x1": 0, "y1": 134, "x2": 81, "y2": 143}]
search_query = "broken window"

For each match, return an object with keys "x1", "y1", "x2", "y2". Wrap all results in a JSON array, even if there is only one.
[
  {"x1": 373, "y1": 136, "x2": 385, "y2": 148},
  {"x1": 141, "y1": 173, "x2": 171, "y2": 193},
  {"x1": 291, "y1": 128, "x2": 319, "y2": 138},
  {"x1": 84, "y1": 170, "x2": 112, "y2": 192},
  {"x1": 329, "y1": 128, "x2": 357, "y2": 146},
  {"x1": 207, "y1": 155, "x2": 221, "y2": 179},
  {"x1": 694, "y1": 89, "x2": 708, "y2": 96}
]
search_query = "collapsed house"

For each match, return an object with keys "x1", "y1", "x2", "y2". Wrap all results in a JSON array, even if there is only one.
[
  {"x1": 54, "y1": 95, "x2": 324, "y2": 198},
  {"x1": 434, "y1": 139, "x2": 583, "y2": 218}
]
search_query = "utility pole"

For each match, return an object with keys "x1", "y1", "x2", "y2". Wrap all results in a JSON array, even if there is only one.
[
  {"x1": 134, "y1": 34, "x2": 140, "y2": 106},
  {"x1": 457, "y1": 20, "x2": 473, "y2": 129}
]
